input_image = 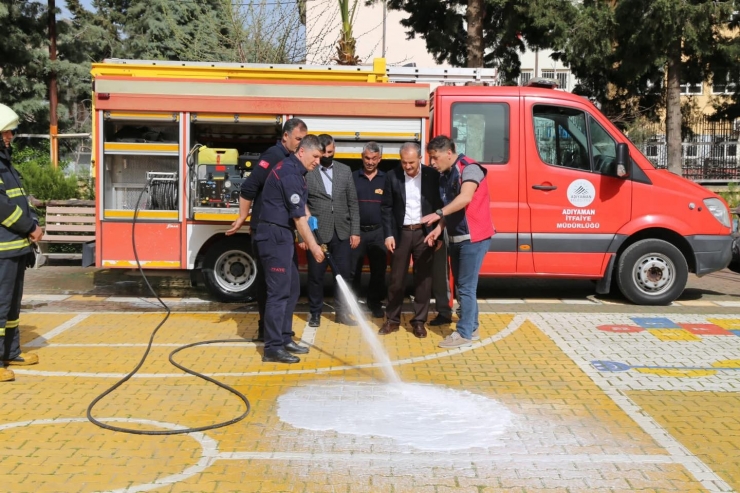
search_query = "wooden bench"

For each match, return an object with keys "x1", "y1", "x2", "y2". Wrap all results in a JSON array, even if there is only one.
[{"x1": 36, "y1": 200, "x2": 96, "y2": 267}]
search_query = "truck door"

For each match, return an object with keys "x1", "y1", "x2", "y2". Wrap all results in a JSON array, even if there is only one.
[
  {"x1": 524, "y1": 101, "x2": 631, "y2": 276},
  {"x1": 436, "y1": 92, "x2": 519, "y2": 273}
]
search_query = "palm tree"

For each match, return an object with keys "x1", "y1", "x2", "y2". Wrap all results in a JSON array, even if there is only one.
[{"x1": 334, "y1": 0, "x2": 360, "y2": 65}]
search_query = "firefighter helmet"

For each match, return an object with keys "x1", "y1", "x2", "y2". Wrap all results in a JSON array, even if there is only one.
[{"x1": 0, "y1": 104, "x2": 20, "y2": 132}]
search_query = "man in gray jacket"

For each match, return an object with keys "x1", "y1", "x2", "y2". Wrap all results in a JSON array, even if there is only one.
[{"x1": 301, "y1": 134, "x2": 361, "y2": 326}]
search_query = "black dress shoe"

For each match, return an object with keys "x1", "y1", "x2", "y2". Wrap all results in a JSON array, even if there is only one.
[
  {"x1": 428, "y1": 315, "x2": 452, "y2": 326},
  {"x1": 335, "y1": 313, "x2": 358, "y2": 326},
  {"x1": 411, "y1": 321, "x2": 428, "y2": 338},
  {"x1": 308, "y1": 314, "x2": 321, "y2": 327},
  {"x1": 262, "y1": 348, "x2": 300, "y2": 364},
  {"x1": 284, "y1": 341, "x2": 309, "y2": 354},
  {"x1": 369, "y1": 306, "x2": 385, "y2": 318}
]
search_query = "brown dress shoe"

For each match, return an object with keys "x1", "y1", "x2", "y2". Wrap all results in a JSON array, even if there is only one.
[
  {"x1": 378, "y1": 320, "x2": 400, "y2": 335},
  {"x1": 411, "y1": 321, "x2": 427, "y2": 338}
]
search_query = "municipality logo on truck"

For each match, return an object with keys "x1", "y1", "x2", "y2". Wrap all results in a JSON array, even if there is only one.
[{"x1": 567, "y1": 179, "x2": 595, "y2": 207}]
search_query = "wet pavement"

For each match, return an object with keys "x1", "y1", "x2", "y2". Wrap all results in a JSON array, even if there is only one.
[{"x1": 2, "y1": 265, "x2": 739, "y2": 492}]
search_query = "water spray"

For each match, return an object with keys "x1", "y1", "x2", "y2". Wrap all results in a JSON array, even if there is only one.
[{"x1": 308, "y1": 217, "x2": 400, "y2": 383}]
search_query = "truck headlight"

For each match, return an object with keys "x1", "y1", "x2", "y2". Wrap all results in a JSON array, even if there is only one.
[{"x1": 704, "y1": 198, "x2": 731, "y2": 228}]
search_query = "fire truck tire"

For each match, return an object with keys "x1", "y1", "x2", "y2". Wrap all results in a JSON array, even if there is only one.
[
  {"x1": 616, "y1": 238, "x2": 688, "y2": 306},
  {"x1": 202, "y1": 238, "x2": 259, "y2": 303}
]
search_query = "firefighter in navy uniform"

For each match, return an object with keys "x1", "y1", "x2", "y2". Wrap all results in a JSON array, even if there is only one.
[
  {"x1": 0, "y1": 104, "x2": 42, "y2": 382},
  {"x1": 256, "y1": 134, "x2": 325, "y2": 364},
  {"x1": 226, "y1": 118, "x2": 308, "y2": 342}
]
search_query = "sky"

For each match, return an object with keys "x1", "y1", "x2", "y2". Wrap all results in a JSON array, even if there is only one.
[{"x1": 60, "y1": 0, "x2": 94, "y2": 18}]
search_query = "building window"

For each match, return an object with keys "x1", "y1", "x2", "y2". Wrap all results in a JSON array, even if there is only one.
[
  {"x1": 712, "y1": 77, "x2": 736, "y2": 94},
  {"x1": 683, "y1": 144, "x2": 698, "y2": 157},
  {"x1": 680, "y1": 83, "x2": 703, "y2": 95},
  {"x1": 541, "y1": 70, "x2": 555, "y2": 80},
  {"x1": 519, "y1": 71, "x2": 533, "y2": 86},
  {"x1": 451, "y1": 103, "x2": 510, "y2": 164},
  {"x1": 645, "y1": 145, "x2": 659, "y2": 157},
  {"x1": 556, "y1": 71, "x2": 569, "y2": 91}
]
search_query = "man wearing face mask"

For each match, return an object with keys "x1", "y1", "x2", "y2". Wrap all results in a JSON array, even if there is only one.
[
  {"x1": 300, "y1": 134, "x2": 361, "y2": 327},
  {"x1": 0, "y1": 103, "x2": 42, "y2": 382}
]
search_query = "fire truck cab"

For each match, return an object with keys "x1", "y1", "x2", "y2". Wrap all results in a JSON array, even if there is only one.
[{"x1": 90, "y1": 58, "x2": 733, "y2": 305}]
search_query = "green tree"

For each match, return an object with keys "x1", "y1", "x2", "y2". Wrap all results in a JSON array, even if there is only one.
[
  {"x1": 0, "y1": 1, "x2": 55, "y2": 131},
  {"x1": 0, "y1": 1, "x2": 107, "y2": 134},
  {"x1": 557, "y1": 0, "x2": 736, "y2": 175},
  {"x1": 378, "y1": 0, "x2": 573, "y2": 74},
  {"x1": 78, "y1": 0, "x2": 233, "y2": 62}
]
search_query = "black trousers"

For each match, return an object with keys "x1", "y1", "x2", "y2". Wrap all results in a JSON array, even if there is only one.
[
  {"x1": 350, "y1": 226, "x2": 387, "y2": 310},
  {"x1": 386, "y1": 229, "x2": 434, "y2": 324},
  {"x1": 0, "y1": 256, "x2": 24, "y2": 361},
  {"x1": 255, "y1": 224, "x2": 300, "y2": 350},
  {"x1": 307, "y1": 229, "x2": 351, "y2": 316},
  {"x1": 251, "y1": 236, "x2": 266, "y2": 337}
]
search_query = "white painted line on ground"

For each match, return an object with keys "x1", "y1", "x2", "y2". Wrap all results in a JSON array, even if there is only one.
[
  {"x1": 300, "y1": 318, "x2": 317, "y2": 345},
  {"x1": 47, "y1": 342, "x2": 259, "y2": 348},
  {"x1": 484, "y1": 299, "x2": 526, "y2": 304},
  {"x1": 24, "y1": 313, "x2": 90, "y2": 348},
  {"x1": 716, "y1": 301, "x2": 740, "y2": 307},
  {"x1": 22, "y1": 294, "x2": 71, "y2": 302},
  {"x1": 15, "y1": 315, "x2": 528, "y2": 379},
  {"x1": 561, "y1": 298, "x2": 598, "y2": 304},
  {"x1": 530, "y1": 313, "x2": 734, "y2": 493},
  {"x1": 218, "y1": 450, "x2": 674, "y2": 466}
]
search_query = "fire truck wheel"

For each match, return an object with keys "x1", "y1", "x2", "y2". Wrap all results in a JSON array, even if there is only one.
[
  {"x1": 202, "y1": 238, "x2": 258, "y2": 302},
  {"x1": 616, "y1": 238, "x2": 688, "y2": 306}
]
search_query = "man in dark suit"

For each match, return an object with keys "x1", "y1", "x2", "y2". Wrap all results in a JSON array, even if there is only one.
[
  {"x1": 301, "y1": 134, "x2": 361, "y2": 327},
  {"x1": 380, "y1": 142, "x2": 443, "y2": 338}
]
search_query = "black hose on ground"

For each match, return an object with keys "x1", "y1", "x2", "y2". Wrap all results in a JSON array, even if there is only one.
[{"x1": 86, "y1": 181, "x2": 252, "y2": 435}]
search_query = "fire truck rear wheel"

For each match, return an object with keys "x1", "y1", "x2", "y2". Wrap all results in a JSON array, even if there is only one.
[
  {"x1": 616, "y1": 238, "x2": 688, "y2": 306},
  {"x1": 202, "y1": 238, "x2": 258, "y2": 303}
]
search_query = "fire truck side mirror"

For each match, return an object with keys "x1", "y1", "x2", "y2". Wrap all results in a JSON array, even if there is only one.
[{"x1": 614, "y1": 143, "x2": 630, "y2": 179}]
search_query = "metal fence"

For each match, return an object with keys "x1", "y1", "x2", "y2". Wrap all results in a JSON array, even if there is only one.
[{"x1": 632, "y1": 116, "x2": 740, "y2": 182}]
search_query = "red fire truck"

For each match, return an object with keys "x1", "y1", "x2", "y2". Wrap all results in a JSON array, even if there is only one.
[{"x1": 90, "y1": 58, "x2": 733, "y2": 305}]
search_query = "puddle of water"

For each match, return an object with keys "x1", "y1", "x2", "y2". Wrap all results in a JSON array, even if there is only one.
[{"x1": 277, "y1": 381, "x2": 514, "y2": 451}]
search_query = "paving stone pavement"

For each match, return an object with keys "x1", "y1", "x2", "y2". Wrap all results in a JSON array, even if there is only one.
[
  {"x1": 4, "y1": 265, "x2": 739, "y2": 491},
  {"x1": 2, "y1": 305, "x2": 740, "y2": 492}
]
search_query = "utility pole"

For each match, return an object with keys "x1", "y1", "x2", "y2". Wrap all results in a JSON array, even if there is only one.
[
  {"x1": 382, "y1": 1, "x2": 387, "y2": 58},
  {"x1": 49, "y1": 0, "x2": 59, "y2": 168}
]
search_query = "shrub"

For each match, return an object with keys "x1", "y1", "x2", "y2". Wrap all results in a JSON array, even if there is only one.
[{"x1": 10, "y1": 142, "x2": 88, "y2": 200}]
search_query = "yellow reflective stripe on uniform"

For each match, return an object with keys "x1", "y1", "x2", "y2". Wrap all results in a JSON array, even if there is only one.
[
  {"x1": 0, "y1": 327, "x2": 4, "y2": 337},
  {"x1": 5, "y1": 320, "x2": 18, "y2": 329},
  {"x1": 0, "y1": 238, "x2": 29, "y2": 251},
  {"x1": 1, "y1": 205, "x2": 22, "y2": 228},
  {"x1": 6, "y1": 188, "x2": 25, "y2": 198}
]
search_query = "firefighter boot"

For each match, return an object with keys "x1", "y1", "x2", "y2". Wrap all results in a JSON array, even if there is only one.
[
  {"x1": 3, "y1": 352, "x2": 38, "y2": 366},
  {"x1": 0, "y1": 367, "x2": 15, "y2": 382}
]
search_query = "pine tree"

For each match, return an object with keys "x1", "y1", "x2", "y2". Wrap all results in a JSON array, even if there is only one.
[
  {"x1": 0, "y1": 1, "x2": 104, "y2": 133},
  {"x1": 115, "y1": 0, "x2": 234, "y2": 61}
]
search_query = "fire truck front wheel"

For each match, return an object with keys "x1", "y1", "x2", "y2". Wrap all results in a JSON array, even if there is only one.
[
  {"x1": 616, "y1": 238, "x2": 688, "y2": 306},
  {"x1": 202, "y1": 238, "x2": 259, "y2": 302}
]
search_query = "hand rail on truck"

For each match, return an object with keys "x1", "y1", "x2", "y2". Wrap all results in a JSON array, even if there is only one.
[{"x1": 94, "y1": 58, "x2": 499, "y2": 85}]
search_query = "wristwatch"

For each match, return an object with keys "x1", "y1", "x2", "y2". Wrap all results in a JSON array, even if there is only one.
[{"x1": 435, "y1": 209, "x2": 444, "y2": 218}]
